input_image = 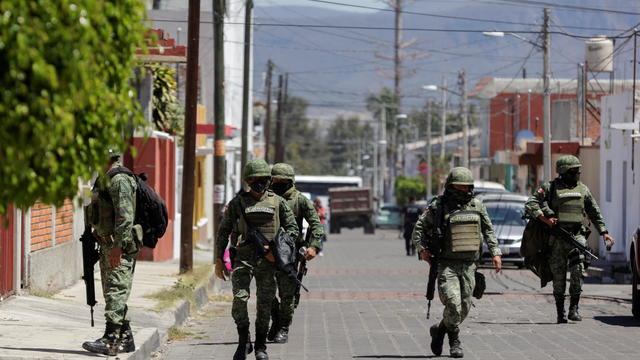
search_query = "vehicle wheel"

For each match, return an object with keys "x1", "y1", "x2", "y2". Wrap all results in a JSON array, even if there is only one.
[
  {"x1": 517, "y1": 263, "x2": 526, "y2": 269},
  {"x1": 632, "y1": 249, "x2": 640, "y2": 319},
  {"x1": 329, "y1": 219, "x2": 340, "y2": 234},
  {"x1": 364, "y1": 219, "x2": 375, "y2": 234}
]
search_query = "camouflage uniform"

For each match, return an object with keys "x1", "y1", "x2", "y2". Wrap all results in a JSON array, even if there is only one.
[
  {"x1": 412, "y1": 167, "x2": 500, "y2": 358},
  {"x1": 525, "y1": 155, "x2": 608, "y2": 323},
  {"x1": 270, "y1": 163, "x2": 324, "y2": 343},
  {"x1": 215, "y1": 159, "x2": 299, "y2": 360},
  {"x1": 84, "y1": 159, "x2": 141, "y2": 355}
]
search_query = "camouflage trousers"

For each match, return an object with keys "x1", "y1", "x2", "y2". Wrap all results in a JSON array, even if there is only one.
[
  {"x1": 437, "y1": 260, "x2": 476, "y2": 332},
  {"x1": 549, "y1": 234, "x2": 587, "y2": 297},
  {"x1": 275, "y1": 268, "x2": 298, "y2": 327},
  {"x1": 231, "y1": 248, "x2": 277, "y2": 335},
  {"x1": 99, "y1": 244, "x2": 138, "y2": 331}
]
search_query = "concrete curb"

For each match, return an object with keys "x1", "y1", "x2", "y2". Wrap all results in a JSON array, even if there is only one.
[{"x1": 123, "y1": 273, "x2": 216, "y2": 360}]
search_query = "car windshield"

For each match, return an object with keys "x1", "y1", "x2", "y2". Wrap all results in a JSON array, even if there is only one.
[{"x1": 485, "y1": 202, "x2": 527, "y2": 226}]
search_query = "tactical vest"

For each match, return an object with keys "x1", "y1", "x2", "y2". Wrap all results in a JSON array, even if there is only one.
[
  {"x1": 447, "y1": 210, "x2": 483, "y2": 252},
  {"x1": 240, "y1": 193, "x2": 280, "y2": 240},
  {"x1": 551, "y1": 184, "x2": 586, "y2": 224}
]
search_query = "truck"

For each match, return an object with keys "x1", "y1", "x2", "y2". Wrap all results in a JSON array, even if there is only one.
[{"x1": 328, "y1": 187, "x2": 375, "y2": 234}]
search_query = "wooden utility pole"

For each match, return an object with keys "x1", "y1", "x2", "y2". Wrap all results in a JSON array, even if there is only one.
[
  {"x1": 425, "y1": 100, "x2": 432, "y2": 198},
  {"x1": 459, "y1": 69, "x2": 469, "y2": 168},
  {"x1": 274, "y1": 74, "x2": 285, "y2": 163},
  {"x1": 213, "y1": 0, "x2": 226, "y2": 252},
  {"x1": 264, "y1": 60, "x2": 274, "y2": 162},
  {"x1": 542, "y1": 8, "x2": 551, "y2": 182},
  {"x1": 240, "y1": 0, "x2": 253, "y2": 176},
  {"x1": 179, "y1": 0, "x2": 201, "y2": 274}
]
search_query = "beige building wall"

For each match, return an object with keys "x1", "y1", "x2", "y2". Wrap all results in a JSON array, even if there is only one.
[{"x1": 579, "y1": 147, "x2": 601, "y2": 250}]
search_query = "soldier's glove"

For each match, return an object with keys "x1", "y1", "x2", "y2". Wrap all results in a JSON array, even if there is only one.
[{"x1": 215, "y1": 258, "x2": 229, "y2": 281}]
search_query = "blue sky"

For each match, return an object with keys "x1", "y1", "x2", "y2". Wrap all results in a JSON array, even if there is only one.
[{"x1": 259, "y1": 0, "x2": 377, "y2": 13}]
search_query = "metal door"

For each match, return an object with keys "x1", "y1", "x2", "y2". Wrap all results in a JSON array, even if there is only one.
[{"x1": 0, "y1": 207, "x2": 15, "y2": 298}]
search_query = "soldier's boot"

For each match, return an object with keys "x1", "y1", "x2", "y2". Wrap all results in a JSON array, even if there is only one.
[
  {"x1": 267, "y1": 301, "x2": 280, "y2": 342},
  {"x1": 555, "y1": 295, "x2": 568, "y2": 324},
  {"x1": 254, "y1": 332, "x2": 269, "y2": 360},
  {"x1": 82, "y1": 322, "x2": 121, "y2": 356},
  {"x1": 233, "y1": 327, "x2": 253, "y2": 360},
  {"x1": 119, "y1": 321, "x2": 136, "y2": 353},
  {"x1": 448, "y1": 329, "x2": 464, "y2": 358},
  {"x1": 568, "y1": 295, "x2": 582, "y2": 321},
  {"x1": 429, "y1": 322, "x2": 446, "y2": 356},
  {"x1": 273, "y1": 326, "x2": 289, "y2": 344}
]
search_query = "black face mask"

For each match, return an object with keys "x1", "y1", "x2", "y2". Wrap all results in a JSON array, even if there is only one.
[
  {"x1": 272, "y1": 181, "x2": 293, "y2": 196},
  {"x1": 445, "y1": 187, "x2": 474, "y2": 204},
  {"x1": 562, "y1": 171, "x2": 580, "y2": 185},
  {"x1": 249, "y1": 178, "x2": 271, "y2": 194}
]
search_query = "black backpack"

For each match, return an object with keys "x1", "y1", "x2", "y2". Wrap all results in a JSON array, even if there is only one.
[{"x1": 107, "y1": 167, "x2": 168, "y2": 248}]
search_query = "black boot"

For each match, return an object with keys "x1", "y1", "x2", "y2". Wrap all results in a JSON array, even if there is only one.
[
  {"x1": 273, "y1": 327, "x2": 289, "y2": 344},
  {"x1": 119, "y1": 321, "x2": 136, "y2": 353},
  {"x1": 448, "y1": 328, "x2": 464, "y2": 358},
  {"x1": 429, "y1": 322, "x2": 446, "y2": 356},
  {"x1": 254, "y1": 332, "x2": 269, "y2": 360},
  {"x1": 555, "y1": 295, "x2": 568, "y2": 324},
  {"x1": 568, "y1": 295, "x2": 582, "y2": 321},
  {"x1": 82, "y1": 322, "x2": 121, "y2": 356},
  {"x1": 233, "y1": 327, "x2": 253, "y2": 360}
]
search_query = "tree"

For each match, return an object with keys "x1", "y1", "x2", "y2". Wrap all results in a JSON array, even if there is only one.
[
  {"x1": 394, "y1": 175, "x2": 426, "y2": 206},
  {"x1": 0, "y1": 1, "x2": 147, "y2": 213},
  {"x1": 151, "y1": 65, "x2": 184, "y2": 141}
]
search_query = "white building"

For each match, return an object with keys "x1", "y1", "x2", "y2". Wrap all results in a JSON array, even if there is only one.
[{"x1": 599, "y1": 92, "x2": 640, "y2": 262}]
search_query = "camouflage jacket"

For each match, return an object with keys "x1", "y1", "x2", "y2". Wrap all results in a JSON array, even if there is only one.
[
  {"x1": 88, "y1": 163, "x2": 137, "y2": 249},
  {"x1": 524, "y1": 179, "x2": 607, "y2": 234},
  {"x1": 281, "y1": 187, "x2": 324, "y2": 251},
  {"x1": 215, "y1": 190, "x2": 299, "y2": 260},
  {"x1": 412, "y1": 196, "x2": 501, "y2": 261}
]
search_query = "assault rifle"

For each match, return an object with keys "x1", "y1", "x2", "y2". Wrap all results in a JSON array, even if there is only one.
[
  {"x1": 553, "y1": 226, "x2": 599, "y2": 260},
  {"x1": 80, "y1": 224, "x2": 99, "y2": 327},
  {"x1": 425, "y1": 196, "x2": 445, "y2": 319}
]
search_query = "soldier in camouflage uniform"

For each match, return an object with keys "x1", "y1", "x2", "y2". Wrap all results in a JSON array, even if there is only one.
[
  {"x1": 525, "y1": 155, "x2": 615, "y2": 323},
  {"x1": 268, "y1": 163, "x2": 324, "y2": 343},
  {"x1": 83, "y1": 150, "x2": 142, "y2": 356},
  {"x1": 214, "y1": 159, "x2": 299, "y2": 360},
  {"x1": 412, "y1": 167, "x2": 502, "y2": 358}
]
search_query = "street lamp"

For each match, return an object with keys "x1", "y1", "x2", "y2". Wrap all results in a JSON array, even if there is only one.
[{"x1": 483, "y1": 8, "x2": 551, "y2": 182}]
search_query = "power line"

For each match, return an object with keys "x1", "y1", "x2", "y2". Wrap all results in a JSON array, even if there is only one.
[{"x1": 494, "y1": 0, "x2": 640, "y2": 16}]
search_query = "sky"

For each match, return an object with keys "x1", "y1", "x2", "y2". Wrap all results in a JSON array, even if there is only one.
[{"x1": 259, "y1": 0, "x2": 377, "y2": 13}]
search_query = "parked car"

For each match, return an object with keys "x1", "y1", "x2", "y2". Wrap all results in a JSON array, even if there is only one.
[
  {"x1": 631, "y1": 228, "x2": 640, "y2": 318},
  {"x1": 478, "y1": 193, "x2": 528, "y2": 268},
  {"x1": 474, "y1": 180, "x2": 508, "y2": 195},
  {"x1": 375, "y1": 203, "x2": 403, "y2": 229}
]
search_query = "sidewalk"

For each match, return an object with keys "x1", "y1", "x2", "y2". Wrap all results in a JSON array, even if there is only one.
[{"x1": 0, "y1": 249, "x2": 217, "y2": 360}]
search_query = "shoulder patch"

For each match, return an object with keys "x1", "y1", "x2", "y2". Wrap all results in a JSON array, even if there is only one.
[{"x1": 538, "y1": 188, "x2": 545, "y2": 194}]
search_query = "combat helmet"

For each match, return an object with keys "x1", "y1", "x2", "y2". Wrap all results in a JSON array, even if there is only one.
[
  {"x1": 556, "y1": 155, "x2": 581, "y2": 175},
  {"x1": 271, "y1": 163, "x2": 295, "y2": 182},
  {"x1": 243, "y1": 159, "x2": 271, "y2": 180},
  {"x1": 107, "y1": 148, "x2": 122, "y2": 162},
  {"x1": 445, "y1": 167, "x2": 474, "y2": 187}
]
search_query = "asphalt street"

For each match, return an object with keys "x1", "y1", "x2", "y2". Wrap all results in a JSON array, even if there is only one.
[{"x1": 156, "y1": 229, "x2": 640, "y2": 360}]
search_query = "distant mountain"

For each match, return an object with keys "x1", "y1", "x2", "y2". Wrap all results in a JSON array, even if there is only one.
[{"x1": 253, "y1": 0, "x2": 640, "y2": 118}]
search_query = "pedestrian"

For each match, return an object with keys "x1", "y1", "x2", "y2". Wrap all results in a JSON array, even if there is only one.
[
  {"x1": 402, "y1": 196, "x2": 421, "y2": 256},
  {"x1": 82, "y1": 149, "x2": 142, "y2": 356},
  {"x1": 525, "y1": 155, "x2": 615, "y2": 323},
  {"x1": 214, "y1": 159, "x2": 299, "y2": 360},
  {"x1": 413, "y1": 167, "x2": 502, "y2": 358},
  {"x1": 268, "y1": 163, "x2": 324, "y2": 343},
  {"x1": 313, "y1": 198, "x2": 327, "y2": 255}
]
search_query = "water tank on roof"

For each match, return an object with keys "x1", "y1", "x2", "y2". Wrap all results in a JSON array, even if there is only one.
[{"x1": 585, "y1": 36, "x2": 614, "y2": 72}]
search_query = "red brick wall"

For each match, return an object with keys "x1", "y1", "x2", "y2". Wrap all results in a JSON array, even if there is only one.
[
  {"x1": 54, "y1": 201, "x2": 74, "y2": 244},
  {"x1": 30, "y1": 202, "x2": 53, "y2": 251}
]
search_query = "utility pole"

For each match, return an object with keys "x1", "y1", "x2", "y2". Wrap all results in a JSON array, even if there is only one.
[
  {"x1": 393, "y1": 0, "x2": 402, "y2": 107},
  {"x1": 426, "y1": 100, "x2": 432, "y2": 198},
  {"x1": 542, "y1": 8, "x2": 552, "y2": 182},
  {"x1": 264, "y1": 60, "x2": 273, "y2": 162},
  {"x1": 213, "y1": 0, "x2": 226, "y2": 254},
  {"x1": 380, "y1": 106, "x2": 388, "y2": 202},
  {"x1": 373, "y1": 118, "x2": 379, "y2": 203},
  {"x1": 240, "y1": 0, "x2": 253, "y2": 175},
  {"x1": 459, "y1": 69, "x2": 469, "y2": 168},
  {"x1": 180, "y1": 0, "x2": 201, "y2": 274},
  {"x1": 274, "y1": 74, "x2": 284, "y2": 163},
  {"x1": 440, "y1": 76, "x2": 447, "y2": 160}
]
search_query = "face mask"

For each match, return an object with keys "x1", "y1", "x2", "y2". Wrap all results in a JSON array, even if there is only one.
[
  {"x1": 271, "y1": 181, "x2": 292, "y2": 196},
  {"x1": 562, "y1": 171, "x2": 580, "y2": 185},
  {"x1": 249, "y1": 178, "x2": 271, "y2": 194},
  {"x1": 445, "y1": 187, "x2": 474, "y2": 204}
]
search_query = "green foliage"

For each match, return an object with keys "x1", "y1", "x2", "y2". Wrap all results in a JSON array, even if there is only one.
[
  {"x1": 0, "y1": 0, "x2": 147, "y2": 213},
  {"x1": 394, "y1": 175, "x2": 426, "y2": 206},
  {"x1": 151, "y1": 65, "x2": 183, "y2": 139},
  {"x1": 325, "y1": 116, "x2": 373, "y2": 175}
]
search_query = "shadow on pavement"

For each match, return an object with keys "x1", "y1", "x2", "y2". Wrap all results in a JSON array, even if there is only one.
[
  {"x1": 191, "y1": 341, "x2": 239, "y2": 346},
  {"x1": 353, "y1": 356, "x2": 432, "y2": 359},
  {"x1": 0, "y1": 346, "x2": 101, "y2": 356},
  {"x1": 475, "y1": 321, "x2": 556, "y2": 325},
  {"x1": 593, "y1": 315, "x2": 640, "y2": 327}
]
